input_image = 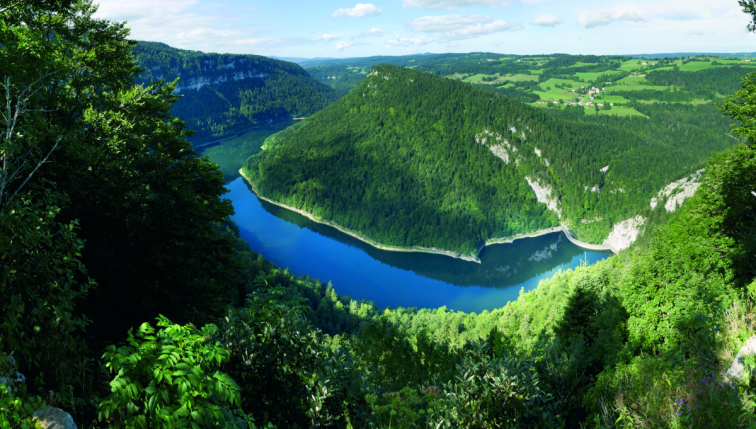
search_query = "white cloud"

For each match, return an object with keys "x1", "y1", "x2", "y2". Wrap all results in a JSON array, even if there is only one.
[
  {"x1": 403, "y1": 0, "x2": 511, "y2": 10},
  {"x1": 385, "y1": 35, "x2": 435, "y2": 48},
  {"x1": 408, "y1": 14, "x2": 489, "y2": 32},
  {"x1": 530, "y1": 15, "x2": 562, "y2": 27},
  {"x1": 95, "y1": 0, "x2": 198, "y2": 22},
  {"x1": 520, "y1": 0, "x2": 550, "y2": 3},
  {"x1": 336, "y1": 41, "x2": 351, "y2": 50},
  {"x1": 233, "y1": 37, "x2": 309, "y2": 47},
  {"x1": 451, "y1": 20, "x2": 522, "y2": 38},
  {"x1": 577, "y1": 4, "x2": 649, "y2": 28},
  {"x1": 352, "y1": 28, "x2": 390, "y2": 38},
  {"x1": 332, "y1": 3, "x2": 382, "y2": 18},
  {"x1": 576, "y1": 1, "x2": 734, "y2": 29},
  {"x1": 313, "y1": 34, "x2": 340, "y2": 42},
  {"x1": 183, "y1": 28, "x2": 243, "y2": 38},
  {"x1": 408, "y1": 14, "x2": 522, "y2": 40},
  {"x1": 93, "y1": 0, "x2": 268, "y2": 53}
]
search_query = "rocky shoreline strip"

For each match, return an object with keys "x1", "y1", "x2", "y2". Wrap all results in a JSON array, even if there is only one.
[
  {"x1": 560, "y1": 225, "x2": 617, "y2": 253},
  {"x1": 239, "y1": 169, "x2": 617, "y2": 263},
  {"x1": 239, "y1": 169, "x2": 481, "y2": 262}
]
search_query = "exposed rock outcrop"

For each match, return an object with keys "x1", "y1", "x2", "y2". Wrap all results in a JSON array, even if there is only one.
[
  {"x1": 476, "y1": 129, "x2": 517, "y2": 164},
  {"x1": 650, "y1": 169, "x2": 704, "y2": 212},
  {"x1": 726, "y1": 336, "x2": 756, "y2": 383},
  {"x1": 33, "y1": 407, "x2": 77, "y2": 429},
  {"x1": 526, "y1": 177, "x2": 561, "y2": 218},
  {"x1": 602, "y1": 215, "x2": 646, "y2": 252}
]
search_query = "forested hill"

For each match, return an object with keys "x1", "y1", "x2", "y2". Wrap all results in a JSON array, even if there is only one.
[
  {"x1": 133, "y1": 42, "x2": 338, "y2": 144},
  {"x1": 243, "y1": 64, "x2": 735, "y2": 254}
]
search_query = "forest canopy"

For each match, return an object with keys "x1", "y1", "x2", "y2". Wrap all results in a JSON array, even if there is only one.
[
  {"x1": 133, "y1": 42, "x2": 339, "y2": 143},
  {"x1": 243, "y1": 64, "x2": 736, "y2": 253}
]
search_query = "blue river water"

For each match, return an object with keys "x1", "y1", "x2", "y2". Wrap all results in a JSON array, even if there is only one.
[{"x1": 226, "y1": 177, "x2": 612, "y2": 313}]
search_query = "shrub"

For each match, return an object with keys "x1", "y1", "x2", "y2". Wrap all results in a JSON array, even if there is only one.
[
  {"x1": 98, "y1": 316, "x2": 249, "y2": 428},
  {"x1": 430, "y1": 343, "x2": 558, "y2": 428}
]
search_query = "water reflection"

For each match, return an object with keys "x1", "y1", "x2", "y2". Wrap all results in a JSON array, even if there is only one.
[
  {"x1": 248, "y1": 180, "x2": 598, "y2": 288},
  {"x1": 227, "y1": 177, "x2": 612, "y2": 312},
  {"x1": 207, "y1": 123, "x2": 613, "y2": 312}
]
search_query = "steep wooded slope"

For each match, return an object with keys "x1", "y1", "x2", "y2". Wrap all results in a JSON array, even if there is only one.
[
  {"x1": 243, "y1": 65, "x2": 734, "y2": 254},
  {"x1": 134, "y1": 42, "x2": 338, "y2": 143}
]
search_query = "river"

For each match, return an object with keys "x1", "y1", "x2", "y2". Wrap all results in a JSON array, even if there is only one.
[{"x1": 200, "y1": 122, "x2": 612, "y2": 313}]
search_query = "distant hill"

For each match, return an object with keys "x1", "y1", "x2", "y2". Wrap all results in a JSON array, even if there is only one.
[
  {"x1": 242, "y1": 64, "x2": 735, "y2": 255},
  {"x1": 133, "y1": 42, "x2": 338, "y2": 144},
  {"x1": 271, "y1": 56, "x2": 340, "y2": 65},
  {"x1": 629, "y1": 52, "x2": 756, "y2": 59}
]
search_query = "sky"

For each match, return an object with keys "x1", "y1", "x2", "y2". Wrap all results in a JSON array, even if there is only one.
[{"x1": 92, "y1": 0, "x2": 756, "y2": 58}]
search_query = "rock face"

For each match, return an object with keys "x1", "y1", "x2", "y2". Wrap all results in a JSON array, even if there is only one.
[
  {"x1": 476, "y1": 129, "x2": 517, "y2": 165},
  {"x1": 650, "y1": 169, "x2": 704, "y2": 211},
  {"x1": 33, "y1": 407, "x2": 77, "y2": 429},
  {"x1": 602, "y1": 215, "x2": 646, "y2": 252},
  {"x1": 526, "y1": 177, "x2": 561, "y2": 218},
  {"x1": 726, "y1": 336, "x2": 756, "y2": 383}
]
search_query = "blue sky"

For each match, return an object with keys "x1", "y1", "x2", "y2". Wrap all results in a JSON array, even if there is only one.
[{"x1": 93, "y1": 0, "x2": 756, "y2": 58}]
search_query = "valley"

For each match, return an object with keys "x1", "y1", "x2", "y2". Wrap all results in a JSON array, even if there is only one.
[
  {"x1": 4, "y1": 2, "x2": 756, "y2": 427},
  {"x1": 241, "y1": 63, "x2": 735, "y2": 256},
  {"x1": 199, "y1": 121, "x2": 611, "y2": 312},
  {"x1": 304, "y1": 53, "x2": 754, "y2": 114}
]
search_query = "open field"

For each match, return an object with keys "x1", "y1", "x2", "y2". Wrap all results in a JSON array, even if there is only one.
[
  {"x1": 592, "y1": 94, "x2": 630, "y2": 104},
  {"x1": 536, "y1": 86, "x2": 577, "y2": 102},
  {"x1": 604, "y1": 84, "x2": 671, "y2": 92},
  {"x1": 504, "y1": 73, "x2": 539, "y2": 81},
  {"x1": 540, "y1": 77, "x2": 582, "y2": 87},
  {"x1": 307, "y1": 52, "x2": 752, "y2": 125},
  {"x1": 574, "y1": 71, "x2": 608, "y2": 81},
  {"x1": 463, "y1": 74, "x2": 504, "y2": 84}
]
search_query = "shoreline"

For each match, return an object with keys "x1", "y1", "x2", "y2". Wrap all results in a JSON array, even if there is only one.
[
  {"x1": 193, "y1": 119, "x2": 292, "y2": 150},
  {"x1": 239, "y1": 169, "x2": 481, "y2": 263},
  {"x1": 239, "y1": 169, "x2": 616, "y2": 263},
  {"x1": 560, "y1": 225, "x2": 617, "y2": 254}
]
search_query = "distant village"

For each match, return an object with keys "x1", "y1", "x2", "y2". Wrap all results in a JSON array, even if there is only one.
[{"x1": 537, "y1": 85, "x2": 614, "y2": 108}]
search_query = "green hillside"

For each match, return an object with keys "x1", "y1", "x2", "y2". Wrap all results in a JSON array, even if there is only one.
[
  {"x1": 5, "y1": 1, "x2": 756, "y2": 428},
  {"x1": 242, "y1": 64, "x2": 735, "y2": 254},
  {"x1": 133, "y1": 42, "x2": 338, "y2": 144},
  {"x1": 306, "y1": 53, "x2": 756, "y2": 117}
]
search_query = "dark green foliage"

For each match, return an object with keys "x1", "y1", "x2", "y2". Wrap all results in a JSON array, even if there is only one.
[
  {"x1": 742, "y1": 0, "x2": 756, "y2": 32},
  {"x1": 6, "y1": 1, "x2": 756, "y2": 427},
  {"x1": 620, "y1": 146, "x2": 749, "y2": 353},
  {"x1": 245, "y1": 64, "x2": 565, "y2": 254},
  {"x1": 646, "y1": 66, "x2": 750, "y2": 96},
  {"x1": 364, "y1": 386, "x2": 442, "y2": 429},
  {"x1": 610, "y1": 88, "x2": 702, "y2": 102},
  {"x1": 353, "y1": 319, "x2": 459, "y2": 391},
  {"x1": 60, "y1": 81, "x2": 241, "y2": 347},
  {"x1": 554, "y1": 285, "x2": 599, "y2": 342},
  {"x1": 134, "y1": 42, "x2": 338, "y2": 143},
  {"x1": 0, "y1": 0, "x2": 241, "y2": 412},
  {"x1": 717, "y1": 72, "x2": 756, "y2": 285},
  {"x1": 216, "y1": 281, "x2": 360, "y2": 427},
  {"x1": 245, "y1": 65, "x2": 736, "y2": 251},
  {"x1": 0, "y1": 196, "x2": 93, "y2": 398},
  {"x1": 431, "y1": 342, "x2": 557, "y2": 428},
  {"x1": 472, "y1": 82, "x2": 541, "y2": 103},
  {"x1": 0, "y1": 352, "x2": 46, "y2": 429}
]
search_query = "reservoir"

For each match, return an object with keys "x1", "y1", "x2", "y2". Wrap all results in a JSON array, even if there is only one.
[{"x1": 201, "y1": 123, "x2": 613, "y2": 313}]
